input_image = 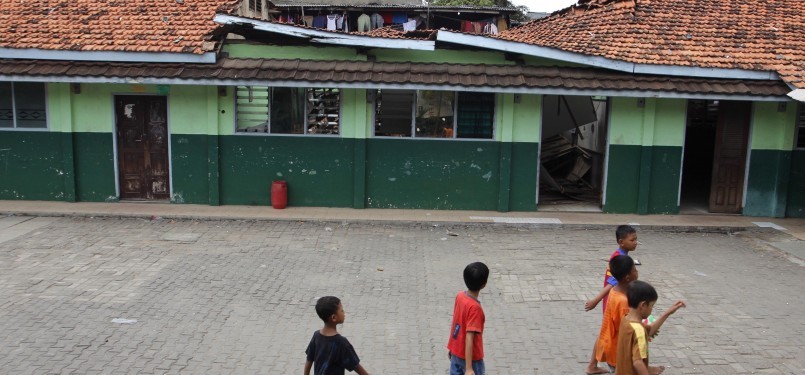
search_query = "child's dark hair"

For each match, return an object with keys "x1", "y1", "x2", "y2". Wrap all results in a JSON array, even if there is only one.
[
  {"x1": 463, "y1": 262, "x2": 489, "y2": 291},
  {"x1": 616, "y1": 225, "x2": 637, "y2": 241},
  {"x1": 609, "y1": 254, "x2": 635, "y2": 282},
  {"x1": 315, "y1": 296, "x2": 341, "y2": 322},
  {"x1": 627, "y1": 280, "x2": 658, "y2": 308}
]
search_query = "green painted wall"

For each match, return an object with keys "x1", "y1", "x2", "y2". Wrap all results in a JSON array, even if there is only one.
[
  {"x1": 0, "y1": 132, "x2": 66, "y2": 200},
  {"x1": 372, "y1": 49, "x2": 511, "y2": 64},
  {"x1": 743, "y1": 102, "x2": 798, "y2": 217},
  {"x1": 224, "y1": 43, "x2": 366, "y2": 61},
  {"x1": 787, "y1": 150, "x2": 805, "y2": 217},
  {"x1": 171, "y1": 134, "x2": 211, "y2": 204},
  {"x1": 365, "y1": 139, "x2": 501, "y2": 210},
  {"x1": 603, "y1": 144, "x2": 642, "y2": 213},
  {"x1": 218, "y1": 136, "x2": 355, "y2": 206},
  {"x1": 510, "y1": 142, "x2": 540, "y2": 211},
  {"x1": 646, "y1": 146, "x2": 683, "y2": 214},
  {"x1": 224, "y1": 41, "x2": 584, "y2": 68},
  {"x1": 604, "y1": 98, "x2": 686, "y2": 214},
  {"x1": 73, "y1": 132, "x2": 116, "y2": 201},
  {"x1": 745, "y1": 150, "x2": 791, "y2": 217}
]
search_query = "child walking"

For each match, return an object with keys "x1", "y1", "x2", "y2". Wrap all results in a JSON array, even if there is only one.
[
  {"x1": 585, "y1": 225, "x2": 639, "y2": 374},
  {"x1": 447, "y1": 262, "x2": 489, "y2": 375},
  {"x1": 595, "y1": 254, "x2": 638, "y2": 372},
  {"x1": 616, "y1": 281, "x2": 686, "y2": 375},
  {"x1": 304, "y1": 296, "x2": 370, "y2": 375}
]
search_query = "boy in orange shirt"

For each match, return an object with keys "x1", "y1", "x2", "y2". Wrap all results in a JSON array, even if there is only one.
[
  {"x1": 615, "y1": 281, "x2": 686, "y2": 375},
  {"x1": 586, "y1": 225, "x2": 639, "y2": 374},
  {"x1": 595, "y1": 254, "x2": 638, "y2": 371}
]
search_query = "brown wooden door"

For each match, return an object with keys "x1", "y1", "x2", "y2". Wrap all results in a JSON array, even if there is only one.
[
  {"x1": 708, "y1": 101, "x2": 751, "y2": 213},
  {"x1": 116, "y1": 96, "x2": 170, "y2": 200}
]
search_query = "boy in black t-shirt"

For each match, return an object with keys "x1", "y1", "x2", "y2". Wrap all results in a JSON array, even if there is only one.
[{"x1": 304, "y1": 296, "x2": 370, "y2": 375}]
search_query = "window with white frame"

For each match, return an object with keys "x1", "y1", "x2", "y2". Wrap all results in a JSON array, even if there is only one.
[
  {"x1": 235, "y1": 86, "x2": 340, "y2": 135},
  {"x1": 797, "y1": 103, "x2": 805, "y2": 149},
  {"x1": 374, "y1": 89, "x2": 494, "y2": 139},
  {"x1": 0, "y1": 82, "x2": 47, "y2": 129}
]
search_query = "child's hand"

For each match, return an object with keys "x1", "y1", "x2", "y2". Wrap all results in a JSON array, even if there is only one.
[
  {"x1": 648, "y1": 365, "x2": 665, "y2": 374},
  {"x1": 667, "y1": 300, "x2": 686, "y2": 314},
  {"x1": 465, "y1": 370, "x2": 475, "y2": 375},
  {"x1": 584, "y1": 299, "x2": 598, "y2": 311}
]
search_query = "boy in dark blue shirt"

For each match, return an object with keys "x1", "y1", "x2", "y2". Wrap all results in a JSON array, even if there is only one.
[{"x1": 304, "y1": 296, "x2": 370, "y2": 375}]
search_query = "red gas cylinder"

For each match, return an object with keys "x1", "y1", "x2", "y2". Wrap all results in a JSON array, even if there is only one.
[{"x1": 271, "y1": 180, "x2": 288, "y2": 209}]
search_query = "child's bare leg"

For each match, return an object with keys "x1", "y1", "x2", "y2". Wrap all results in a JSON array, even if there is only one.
[
  {"x1": 585, "y1": 346, "x2": 607, "y2": 374},
  {"x1": 648, "y1": 365, "x2": 665, "y2": 375}
]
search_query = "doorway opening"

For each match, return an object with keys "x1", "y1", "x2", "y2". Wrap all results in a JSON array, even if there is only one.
[
  {"x1": 538, "y1": 95, "x2": 609, "y2": 212},
  {"x1": 680, "y1": 100, "x2": 751, "y2": 214},
  {"x1": 680, "y1": 100, "x2": 717, "y2": 214},
  {"x1": 115, "y1": 95, "x2": 170, "y2": 201}
]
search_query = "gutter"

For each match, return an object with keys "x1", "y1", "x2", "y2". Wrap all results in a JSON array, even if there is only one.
[{"x1": 0, "y1": 48, "x2": 216, "y2": 64}]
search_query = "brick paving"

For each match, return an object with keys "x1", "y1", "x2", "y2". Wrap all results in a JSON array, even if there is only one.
[{"x1": 0, "y1": 216, "x2": 802, "y2": 374}]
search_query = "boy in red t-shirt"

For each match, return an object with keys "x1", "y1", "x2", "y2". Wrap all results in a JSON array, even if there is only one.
[{"x1": 447, "y1": 262, "x2": 489, "y2": 375}]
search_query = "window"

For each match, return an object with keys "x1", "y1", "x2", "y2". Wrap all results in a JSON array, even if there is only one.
[
  {"x1": 374, "y1": 89, "x2": 494, "y2": 139},
  {"x1": 236, "y1": 86, "x2": 340, "y2": 135},
  {"x1": 249, "y1": 0, "x2": 262, "y2": 13},
  {"x1": 797, "y1": 103, "x2": 805, "y2": 149},
  {"x1": 0, "y1": 82, "x2": 47, "y2": 129}
]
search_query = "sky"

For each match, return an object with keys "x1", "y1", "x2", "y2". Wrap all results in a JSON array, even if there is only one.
[{"x1": 510, "y1": 0, "x2": 578, "y2": 12}]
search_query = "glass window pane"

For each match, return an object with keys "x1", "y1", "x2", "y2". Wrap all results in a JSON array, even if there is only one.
[
  {"x1": 236, "y1": 86, "x2": 269, "y2": 133},
  {"x1": 415, "y1": 90, "x2": 454, "y2": 138},
  {"x1": 306, "y1": 88, "x2": 340, "y2": 135},
  {"x1": 14, "y1": 82, "x2": 47, "y2": 128},
  {"x1": 270, "y1": 87, "x2": 305, "y2": 134},
  {"x1": 375, "y1": 89, "x2": 413, "y2": 137},
  {"x1": 0, "y1": 82, "x2": 12, "y2": 128},
  {"x1": 456, "y1": 92, "x2": 494, "y2": 139}
]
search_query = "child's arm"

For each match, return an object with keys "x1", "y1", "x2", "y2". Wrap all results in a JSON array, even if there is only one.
[
  {"x1": 465, "y1": 331, "x2": 476, "y2": 375},
  {"x1": 647, "y1": 300, "x2": 686, "y2": 337},
  {"x1": 303, "y1": 360, "x2": 312, "y2": 375},
  {"x1": 354, "y1": 364, "x2": 370, "y2": 375},
  {"x1": 632, "y1": 359, "x2": 650, "y2": 375},
  {"x1": 585, "y1": 284, "x2": 613, "y2": 311}
]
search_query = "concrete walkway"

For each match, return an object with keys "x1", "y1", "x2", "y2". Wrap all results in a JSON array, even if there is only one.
[{"x1": 1, "y1": 200, "x2": 804, "y2": 239}]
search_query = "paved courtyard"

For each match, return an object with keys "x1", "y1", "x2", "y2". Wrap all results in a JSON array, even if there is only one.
[{"x1": 0, "y1": 216, "x2": 803, "y2": 374}]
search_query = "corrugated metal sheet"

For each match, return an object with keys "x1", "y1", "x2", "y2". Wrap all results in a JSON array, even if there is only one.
[{"x1": 0, "y1": 58, "x2": 791, "y2": 97}]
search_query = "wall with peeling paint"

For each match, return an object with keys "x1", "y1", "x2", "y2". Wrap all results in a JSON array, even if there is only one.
[
  {"x1": 2, "y1": 69, "x2": 798, "y2": 216},
  {"x1": 744, "y1": 102, "x2": 797, "y2": 217},
  {"x1": 604, "y1": 98, "x2": 686, "y2": 214}
]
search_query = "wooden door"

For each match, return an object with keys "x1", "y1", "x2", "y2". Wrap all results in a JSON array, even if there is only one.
[
  {"x1": 708, "y1": 101, "x2": 750, "y2": 213},
  {"x1": 116, "y1": 96, "x2": 170, "y2": 200}
]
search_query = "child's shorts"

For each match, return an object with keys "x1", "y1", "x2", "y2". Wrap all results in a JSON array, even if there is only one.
[{"x1": 449, "y1": 353, "x2": 485, "y2": 375}]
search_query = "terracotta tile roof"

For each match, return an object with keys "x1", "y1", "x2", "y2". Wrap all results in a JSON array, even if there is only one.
[
  {"x1": 497, "y1": 0, "x2": 805, "y2": 88},
  {"x1": 0, "y1": 0, "x2": 239, "y2": 54},
  {"x1": 0, "y1": 58, "x2": 790, "y2": 97}
]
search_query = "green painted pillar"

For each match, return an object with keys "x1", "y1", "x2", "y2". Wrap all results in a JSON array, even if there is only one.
[
  {"x1": 207, "y1": 86, "x2": 220, "y2": 206},
  {"x1": 52, "y1": 83, "x2": 77, "y2": 202},
  {"x1": 636, "y1": 98, "x2": 657, "y2": 215},
  {"x1": 744, "y1": 102, "x2": 797, "y2": 217},
  {"x1": 497, "y1": 94, "x2": 515, "y2": 212}
]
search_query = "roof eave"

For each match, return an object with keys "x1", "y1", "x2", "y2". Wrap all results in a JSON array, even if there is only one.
[
  {"x1": 437, "y1": 30, "x2": 780, "y2": 81},
  {"x1": 214, "y1": 14, "x2": 435, "y2": 51},
  {"x1": 0, "y1": 48, "x2": 217, "y2": 64}
]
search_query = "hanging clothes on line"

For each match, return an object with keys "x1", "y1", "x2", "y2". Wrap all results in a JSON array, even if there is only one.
[
  {"x1": 357, "y1": 13, "x2": 371, "y2": 32},
  {"x1": 370, "y1": 13, "x2": 384, "y2": 29}
]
